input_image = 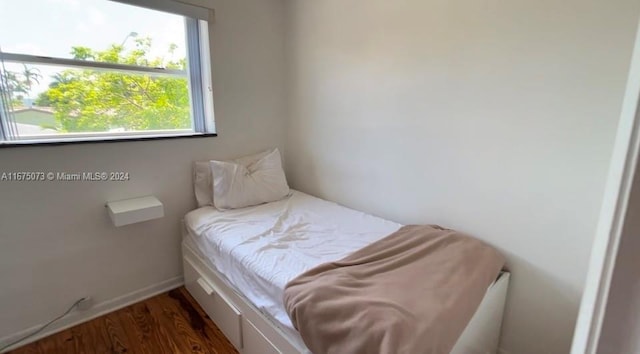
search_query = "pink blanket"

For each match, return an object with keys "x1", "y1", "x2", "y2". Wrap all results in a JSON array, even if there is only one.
[{"x1": 284, "y1": 225, "x2": 506, "y2": 354}]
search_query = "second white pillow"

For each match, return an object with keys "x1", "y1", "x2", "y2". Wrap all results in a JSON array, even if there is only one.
[{"x1": 211, "y1": 148, "x2": 290, "y2": 210}]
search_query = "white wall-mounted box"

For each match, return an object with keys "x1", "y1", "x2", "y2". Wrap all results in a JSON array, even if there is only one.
[{"x1": 106, "y1": 196, "x2": 164, "y2": 227}]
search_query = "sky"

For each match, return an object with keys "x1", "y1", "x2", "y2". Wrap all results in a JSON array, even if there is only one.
[{"x1": 0, "y1": 0, "x2": 187, "y2": 97}]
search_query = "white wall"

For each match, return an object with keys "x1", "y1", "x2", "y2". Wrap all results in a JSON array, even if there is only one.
[
  {"x1": 0, "y1": 0, "x2": 286, "y2": 345},
  {"x1": 284, "y1": 1, "x2": 640, "y2": 353}
]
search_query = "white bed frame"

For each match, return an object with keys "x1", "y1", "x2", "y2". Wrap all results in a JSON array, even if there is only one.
[{"x1": 182, "y1": 241, "x2": 510, "y2": 354}]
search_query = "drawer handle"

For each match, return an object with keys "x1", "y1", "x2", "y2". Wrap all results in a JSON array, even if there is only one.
[{"x1": 197, "y1": 277, "x2": 215, "y2": 296}]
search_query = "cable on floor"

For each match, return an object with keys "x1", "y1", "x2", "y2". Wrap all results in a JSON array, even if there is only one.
[{"x1": 0, "y1": 297, "x2": 87, "y2": 352}]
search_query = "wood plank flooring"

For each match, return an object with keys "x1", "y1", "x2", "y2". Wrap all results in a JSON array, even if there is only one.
[{"x1": 8, "y1": 287, "x2": 238, "y2": 354}]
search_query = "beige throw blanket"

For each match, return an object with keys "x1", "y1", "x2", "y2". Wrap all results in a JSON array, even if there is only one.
[{"x1": 283, "y1": 225, "x2": 506, "y2": 354}]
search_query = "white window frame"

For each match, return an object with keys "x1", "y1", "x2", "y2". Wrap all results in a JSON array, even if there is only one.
[{"x1": 0, "y1": 0, "x2": 215, "y2": 145}]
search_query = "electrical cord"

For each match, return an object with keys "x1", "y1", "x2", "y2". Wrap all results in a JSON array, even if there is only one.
[{"x1": 0, "y1": 297, "x2": 87, "y2": 352}]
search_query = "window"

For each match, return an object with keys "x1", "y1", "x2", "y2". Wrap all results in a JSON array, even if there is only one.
[{"x1": 0, "y1": 0, "x2": 214, "y2": 145}]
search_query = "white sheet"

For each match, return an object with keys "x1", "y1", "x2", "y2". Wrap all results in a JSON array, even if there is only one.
[{"x1": 183, "y1": 190, "x2": 402, "y2": 332}]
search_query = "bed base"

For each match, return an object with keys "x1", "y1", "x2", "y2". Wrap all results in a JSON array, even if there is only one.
[{"x1": 182, "y1": 241, "x2": 510, "y2": 354}]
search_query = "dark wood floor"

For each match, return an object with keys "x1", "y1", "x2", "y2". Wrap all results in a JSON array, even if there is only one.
[{"x1": 9, "y1": 287, "x2": 238, "y2": 354}]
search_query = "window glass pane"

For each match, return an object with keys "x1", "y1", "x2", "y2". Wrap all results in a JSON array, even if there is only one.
[
  {"x1": 0, "y1": 0, "x2": 187, "y2": 69},
  {"x1": 0, "y1": 0, "x2": 215, "y2": 143},
  {"x1": 5, "y1": 63, "x2": 191, "y2": 137}
]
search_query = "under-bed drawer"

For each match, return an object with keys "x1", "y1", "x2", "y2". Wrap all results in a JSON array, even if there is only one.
[
  {"x1": 242, "y1": 319, "x2": 281, "y2": 354},
  {"x1": 183, "y1": 258, "x2": 242, "y2": 349}
]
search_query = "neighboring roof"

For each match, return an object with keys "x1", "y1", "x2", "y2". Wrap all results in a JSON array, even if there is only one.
[{"x1": 11, "y1": 107, "x2": 55, "y2": 114}]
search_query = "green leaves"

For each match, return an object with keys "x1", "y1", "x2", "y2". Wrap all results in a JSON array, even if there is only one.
[
  {"x1": 71, "y1": 47, "x2": 95, "y2": 61},
  {"x1": 43, "y1": 38, "x2": 190, "y2": 133}
]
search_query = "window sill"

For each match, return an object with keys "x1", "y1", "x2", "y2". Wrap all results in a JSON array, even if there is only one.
[{"x1": 0, "y1": 132, "x2": 217, "y2": 148}]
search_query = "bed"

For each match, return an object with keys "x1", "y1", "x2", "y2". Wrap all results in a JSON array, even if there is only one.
[{"x1": 182, "y1": 190, "x2": 510, "y2": 354}]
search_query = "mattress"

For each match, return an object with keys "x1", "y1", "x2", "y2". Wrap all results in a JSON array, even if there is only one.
[{"x1": 183, "y1": 190, "x2": 402, "y2": 334}]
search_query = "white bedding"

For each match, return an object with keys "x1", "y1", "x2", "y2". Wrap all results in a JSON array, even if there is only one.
[{"x1": 183, "y1": 190, "x2": 402, "y2": 333}]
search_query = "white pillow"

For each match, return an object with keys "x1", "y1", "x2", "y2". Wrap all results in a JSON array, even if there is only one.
[
  {"x1": 193, "y1": 149, "x2": 273, "y2": 207},
  {"x1": 193, "y1": 161, "x2": 214, "y2": 207},
  {"x1": 211, "y1": 148, "x2": 290, "y2": 210}
]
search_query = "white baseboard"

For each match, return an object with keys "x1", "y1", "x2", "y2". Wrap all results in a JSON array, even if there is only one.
[{"x1": 0, "y1": 276, "x2": 184, "y2": 353}]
